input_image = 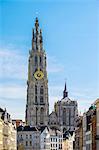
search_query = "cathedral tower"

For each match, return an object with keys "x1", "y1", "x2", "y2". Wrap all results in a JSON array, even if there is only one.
[{"x1": 25, "y1": 18, "x2": 49, "y2": 126}]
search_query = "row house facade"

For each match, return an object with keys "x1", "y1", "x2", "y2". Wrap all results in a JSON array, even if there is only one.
[
  {"x1": 75, "y1": 99, "x2": 99, "y2": 150},
  {"x1": 17, "y1": 125, "x2": 63, "y2": 150},
  {"x1": 63, "y1": 131, "x2": 75, "y2": 150},
  {"x1": 0, "y1": 108, "x2": 17, "y2": 150},
  {"x1": 75, "y1": 116, "x2": 83, "y2": 150}
]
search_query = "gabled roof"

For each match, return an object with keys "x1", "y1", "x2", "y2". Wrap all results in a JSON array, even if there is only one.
[
  {"x1": 38, "y1": 126, "x2": 49, "y2": 133},
  {"x1": 0, "y1": 108, "x2": 4, "y2": 112},
  {"x1": 63, "y1": 130, "x2": 74, "y2": 139}
]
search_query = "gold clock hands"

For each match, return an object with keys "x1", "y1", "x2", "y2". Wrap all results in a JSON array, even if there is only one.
[{"x1": 34, "y1": 69, "x2": 44, "y2": 80}]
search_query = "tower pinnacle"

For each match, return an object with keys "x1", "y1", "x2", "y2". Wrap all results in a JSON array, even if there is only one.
[
  {"x1": 32, "y1": 17, "x2": 43, "y2": 51},
  {"x1": 35, "y1": 17, "x2": 39, "y2": 31},
  {"x1": 63, "y1": 82, "x2": 68, "y2": 98}
]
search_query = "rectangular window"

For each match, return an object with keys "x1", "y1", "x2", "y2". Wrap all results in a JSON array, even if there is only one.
[
  {"x1": 30, "y1": 141, "x2": 32, "y2": 146},
  {"x1": 26, "y1": 141, "x2": 28, "y2": 146},
  {"x1": 26, "y1": 134, "x2": 28, "y2": 139}
]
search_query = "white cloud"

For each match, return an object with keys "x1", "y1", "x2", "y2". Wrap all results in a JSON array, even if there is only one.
[
  {"x1": 0, "y1": 45, "x2": 66, "y2": 120},
  {"x1": 70, "y1": 87, "x2": 99, "y2": 99},
  {"x1": 0, "y1": 47, "x2": 28, "y2": 80},
  {"x1": 0, "y1": 84, "x2": 26, "y2": 100},
  {"x1": 0, "y1": 47, "x2": 65, "y2": 82},
  {"x1": 0, "y1": 45, "x2": 98, "y2": 119}
]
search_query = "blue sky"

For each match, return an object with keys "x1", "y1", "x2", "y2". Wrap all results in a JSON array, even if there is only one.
[{"x1": 0, "y1": 0, "x2": 99, "y2": 120}]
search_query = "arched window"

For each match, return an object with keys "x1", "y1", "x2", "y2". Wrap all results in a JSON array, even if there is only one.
[
  {"x1": 40, "y1": 108, "x2": 44, "y2": 124},
  {"x1": 39, "y1": 56, "x2": 42, "y2": 65},
  {"x1": 45, "y1": 56, "x2": 46, "y2": 66},
  {"x1": 35, "y1": 56, "x2": 38, "y2": 65},
  {"x1": 40, "y1": 86, "x2": 44, "y2": 95},
  {"x1": 35, "y1": 96, "x2": 37, "y2": 103},
  {"x1": 35, "y1": 85, "x2": 37, "y2": 95},
  {"x1": 63, "y1": 108, "x2": 66, "y2": 125},
  {"x1": 36, "y1": 107, "x2": 38, "y2": 125},
  {"x1": 40, "y1": 96, "x2": 43, "y2": 103}
]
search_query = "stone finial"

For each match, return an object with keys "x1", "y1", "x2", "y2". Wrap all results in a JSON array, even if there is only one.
[{"x1": 35, "y1": 17, "x2": 39, "y2": 31}]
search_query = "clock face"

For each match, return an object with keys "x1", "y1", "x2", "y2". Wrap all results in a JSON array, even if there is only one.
[{"x1": 34, "y1": 70, "x2": 44, "y2": 80}]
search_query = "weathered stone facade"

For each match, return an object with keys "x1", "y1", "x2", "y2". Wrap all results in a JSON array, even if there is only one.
[{"x1": 25, "y1": 18, "x2": 49, "y2": 127}]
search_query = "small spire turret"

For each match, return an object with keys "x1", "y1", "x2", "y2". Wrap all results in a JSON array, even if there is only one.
[
  {"x1": 35, "y1": 17, "x2": 39, "y2": 31},
  {"x1": 63, "y1": 82, "x2": 68, "y2": 98},
  {"x1": 40, "y1": 29, "x2": 43, "y2": 50}
]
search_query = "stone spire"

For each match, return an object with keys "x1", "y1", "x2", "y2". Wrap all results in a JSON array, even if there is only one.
[
  {"x1": 32, "y1": 17, "x2": 43, "y2": 51},
  {"x1": 63, "y1": 82, "x2": 68, "y2": 98},
  {"x1": 35, "y1": 17, "x2": 39, "y2": 31}
]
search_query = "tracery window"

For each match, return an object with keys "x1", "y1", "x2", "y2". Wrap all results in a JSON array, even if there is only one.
[
  {"x1": 40, "y1": 56, "x2": 42, "y2": 65},
  {"x1": 40, "y1": 86, "x2": 44, "y2": 95},
  {"x1": 40, "y1": 96, "x2": 43, "y2": 103},
  {"x1": 35, "y1": 85, "x2": 37, "y2": 94},
  {"x1": 63, "y1": 108, "x2": 66, "y2": 125}
]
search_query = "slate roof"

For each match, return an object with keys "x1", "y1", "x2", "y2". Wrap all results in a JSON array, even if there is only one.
[
  {"x1": 0, "y1": 108, "x2": 4, "y2": 112},
  {"x1": 17, "y1": 125, "x2": 38, "y2": 132}
]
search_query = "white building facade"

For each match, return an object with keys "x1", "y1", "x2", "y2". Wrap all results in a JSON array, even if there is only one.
[
  {"x1": 40, "y1": 127, "x2": 50, "y2": 150},
  {"x1": 50, "y1": 128, "x2": 63, "y2": 150},
  {"x1": 17, "y1": 125, "x2": 63, "y2": 150}
]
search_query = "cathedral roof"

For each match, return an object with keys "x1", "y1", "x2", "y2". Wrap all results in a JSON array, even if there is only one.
[
  {"x1": 57, "y1": 96, "x2": 77, "y2": 106},
  {"x1": 57, "y1": 83, "x2": 77, "y2": 105},
  {"x1": 61, "y1": 97, "x2": 71, "y2": 102},
  {"x1": 49, "y1": 111, "x2": 56, "y2": 116}
]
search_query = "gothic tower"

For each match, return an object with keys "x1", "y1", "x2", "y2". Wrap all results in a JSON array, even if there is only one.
[{"x1": 25, "y1": 18, "x2": 49, "y2": 126}]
